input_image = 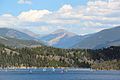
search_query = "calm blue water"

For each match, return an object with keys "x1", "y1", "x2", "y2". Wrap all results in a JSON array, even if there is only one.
[{"x1": 0, "y1": 68, "x2": 120, "y2": 80}]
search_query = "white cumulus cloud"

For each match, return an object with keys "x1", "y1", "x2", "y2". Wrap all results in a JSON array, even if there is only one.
[
  {"x1": 0, "y1": 0, "x2": 120, "y2": 35},
  {"x1": 18, "y1": 9, "x2": 51, "y2": 22},
  {"x1": 0, "y1": 14, "x2": 19, "y2": 28}
]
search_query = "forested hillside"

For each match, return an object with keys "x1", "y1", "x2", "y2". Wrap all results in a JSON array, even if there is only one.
[{"x1": 0, "y1": 44, "x2": 120, "y2": 70}]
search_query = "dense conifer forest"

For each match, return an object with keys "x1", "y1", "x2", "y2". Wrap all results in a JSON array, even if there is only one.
[{"x1": 0, "y1": 44, "x2": 120, "y2": 70}]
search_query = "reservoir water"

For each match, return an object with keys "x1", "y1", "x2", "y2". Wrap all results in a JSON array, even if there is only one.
[{"x1": 0, "y1": 68, "x2": 120, "y2": 80}]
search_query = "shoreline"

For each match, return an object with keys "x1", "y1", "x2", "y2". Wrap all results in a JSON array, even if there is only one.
[{"x1": 0, "y1": 67, "x2": 119, "y2": 71}]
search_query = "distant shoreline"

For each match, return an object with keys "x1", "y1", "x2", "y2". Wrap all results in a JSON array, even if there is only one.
[
  {"x1": 0, "y1": 66, "x2": 90, "y2": 69},
  {"x1": 0, "y1": 67, "x2": 119, "y2": 71}
]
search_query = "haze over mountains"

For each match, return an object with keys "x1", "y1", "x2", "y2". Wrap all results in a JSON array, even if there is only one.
[
  {"x1": 0, "y1": 26, "x2": 120, "y2": 49},
  {"x1": 0, "y1": 28, "x2": 35, "y2": 40},
  {"x1": 39, "y1": 29, "x2": 82, "y2": 48},
  {"x1": 74, "y1": 26, "x2": 120, "y2": 49},
  {"x1": 39, "y1": 26, "x2": 120, "y2": 49},
  {"x1": 0, "y1": 28, "x2": 43, "y2": 48}
]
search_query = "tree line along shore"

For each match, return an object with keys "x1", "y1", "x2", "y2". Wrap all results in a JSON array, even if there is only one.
[{"x1": 0, "y1": 44, "x2": 120, "y2": 70}]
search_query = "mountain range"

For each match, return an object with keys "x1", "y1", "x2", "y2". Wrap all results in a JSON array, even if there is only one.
[
  {"x1": 0, "y1": 28, "x2": 35, "y2": 40},
  {"x1": 0, "y1": 26, "x2": 119, "y2": 49},
  {"x1": 39, "y1": 29, "x2": 82, "y2": 48},
  {"x1": 74, "y1": 26, "x2": 120, "y2": 49},
  {"x1": 0, "y1": 28, "x2": 43, "y2": 48},
  {"x1": 39, "y1": 26, "x2": 120, "y2": 49}
]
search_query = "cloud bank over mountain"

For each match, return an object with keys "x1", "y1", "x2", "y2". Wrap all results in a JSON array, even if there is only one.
[{"x1": 0, "y1": 0, "x2": 119, "y2": 35}]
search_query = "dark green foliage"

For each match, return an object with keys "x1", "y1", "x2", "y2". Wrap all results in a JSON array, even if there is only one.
[{"x1": 0, "y1": 44, "x2": 120, "y2": 70}]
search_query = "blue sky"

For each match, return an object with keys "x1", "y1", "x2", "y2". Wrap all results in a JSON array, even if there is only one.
[
  {"x1": 0, "y1": 0, "x2": 88, "y2": 15},
  {"x1": 0, "y1": 0, "x2": 120, "y2": 35}
]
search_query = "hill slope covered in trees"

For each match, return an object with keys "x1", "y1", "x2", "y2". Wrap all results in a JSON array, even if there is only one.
[{"x1": 0, "y1": 44, "x2": 120, "y2": 70}]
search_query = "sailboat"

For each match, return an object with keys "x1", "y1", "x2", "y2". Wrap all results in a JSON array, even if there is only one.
[
  {"x1": 52, "y1": 67, "x2": 55, "y2": 72},
  {"x1": 43, "y1": 67, "x2": 47, "y2": 72},
  {"x1": 29, "y1": 70, "x2": 32, "y2": 73}
]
